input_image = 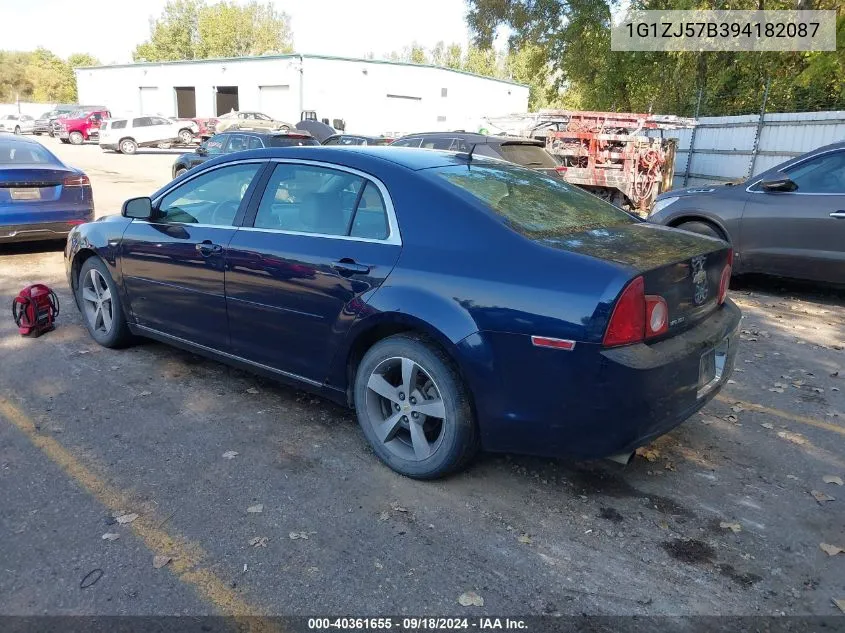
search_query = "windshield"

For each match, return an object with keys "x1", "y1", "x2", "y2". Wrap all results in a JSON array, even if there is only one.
[
  {"x1": 435, "y1": 164, "x2": 635, "y2": 237},
  {"x1": 1, "y1": 115, "x2": 16, "y2": 120}
]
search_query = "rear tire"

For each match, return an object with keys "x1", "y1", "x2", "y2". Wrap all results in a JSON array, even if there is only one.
[
  {"x1": 69, "y1": 131, "x2": 84, "y2": 145},
  {"x1": 178, "y1": 129, "x2": 193, "y2": 145},
  {"x1": 353, "y1": 334, "x2": 479, "y2": 479},
  {"x1": 77, "y1": 257, "x2": 133, "y2": 349},
  {"x1": 175, "y1": 167, "x2": 187, "y2": 177},
  {"x1": 675, "y1": 220, "x2": 724, "y2": 241},
  {"x1": 119, "y1": 138, "x2": 137, "y2": 155}
]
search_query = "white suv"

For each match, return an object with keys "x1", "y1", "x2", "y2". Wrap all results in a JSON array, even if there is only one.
[{"x1": 100, "y1": 116, "x2": 182, "y2": 154}]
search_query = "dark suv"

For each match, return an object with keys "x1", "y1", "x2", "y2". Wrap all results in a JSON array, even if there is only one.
[
  {"x1": 171, "y1": 130, "x2": 320, "y2": 179},
  {"x1": 391, "y1": 132, "x2": 563, "y2": 176}
]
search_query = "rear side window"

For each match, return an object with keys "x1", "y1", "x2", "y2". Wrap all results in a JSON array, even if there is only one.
[
  {"x1": 496, "y1": 143, "x2": 558, "y2": 168},
  {"x1": 435, "y1": 165, "x2": 634, "y2": 237},
  {"x1": 350, "y1": 182, "x2": 389, "y2": 240},
  {"x1": 111, "y1": 120, "x2": 127, "y2": 129},
  {"x1": 392, "y1": 137, "x2": 422, "y2": 148}
]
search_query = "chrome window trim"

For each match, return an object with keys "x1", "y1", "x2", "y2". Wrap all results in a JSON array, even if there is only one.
[
  {"x1": 147, "y1": 157, "x2": 402, "y2": 245},
  {"x1": 746, "y1": 147, "x2": 845, "y2": 195},
  {"x1": 250, "y1": 158, "x2": 402, "y2": 245}
]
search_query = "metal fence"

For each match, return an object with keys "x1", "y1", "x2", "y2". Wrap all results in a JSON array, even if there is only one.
[{"x1": 648, "y1": 110, "x2": 845, "y2": 189}]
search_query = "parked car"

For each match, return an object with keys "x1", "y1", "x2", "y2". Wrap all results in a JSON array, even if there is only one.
[
  {"x1": 55, "y1": 109, "x2": 111, "y2": 145},
  {"x1": 168, "y1": 118, "x2": 201, "y2": 145},
  {"x1": 0, "y1": 114, "x2": 35, "y2": 135},
  {"x1": 66, "y1": 146, "x2": 739, "y2": 478},
  {"x1": 171, "y1": 130, "x2": 319, "y2": 178},
  {"x1": 649, "y1": 141, "x2": 845, "y2": 285},
  {"x1": 392, "y1": 132, "x2": 565, "y2": 178},
  {"x1": 34, "y1": 105, "x2": 78, "y2": 136},
  {"x1": 212, "y1": 111, "x2": 293, "y2": 134},
  {"x1": 323, "y1": 134, "x2": 393, "y2": 146},
  {"x1": 99, "y1": 116, "x2": 184, "y2": 155},
  {"x1": 0, "y1": 135, "x2": 93, "y2": 243}
]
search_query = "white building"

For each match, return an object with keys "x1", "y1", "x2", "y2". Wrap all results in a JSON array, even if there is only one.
[{"x1": 74, "y1": 54, "x2": 528, "y2": 137}]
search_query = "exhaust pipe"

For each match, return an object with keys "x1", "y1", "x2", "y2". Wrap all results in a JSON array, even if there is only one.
[{"x1": 606, "y1": 451, "x2": 635, "y2": 466}]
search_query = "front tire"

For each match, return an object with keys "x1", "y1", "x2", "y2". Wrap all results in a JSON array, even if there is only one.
[
  {"x1": 77, "y1": 257, "x2": 132, "y2": 348},
  {"x1": 119, "y1": 138, "x2": 137, "y2": 155},
  {"x1": 174, "y1": 167, "x2": 187, "y2": 177},
  {"x1": 14, "y1": 126, "x2": 21, "y2": 135},
  {"x1": 675, "y1": 220, "x2": 724, "y2": 241},
  {"x1": 354, "y1": 334, "x2": 479, "y2": 479},
  {"x1": 69, "y1": 131, "x2": 84, "y2": 145}
]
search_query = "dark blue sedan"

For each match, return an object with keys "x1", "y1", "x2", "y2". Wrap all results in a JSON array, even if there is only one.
[
  {"x1": 1, "y1": 135, "x2": 94, "y2": 243},
  {"x1": 65, "y1": 146, "x2": 740, "y2": 478}
]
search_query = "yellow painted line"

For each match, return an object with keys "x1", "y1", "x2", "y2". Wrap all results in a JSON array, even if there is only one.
[
  {"x1": 715, "y1": 394, "x2": 845, "y2": 437},
  {"x1": 0, "y1": 396, "x2": 277, "y2": 632}
]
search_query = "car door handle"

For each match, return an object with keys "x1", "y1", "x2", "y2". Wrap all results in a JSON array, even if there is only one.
[
  {"x1": 831, "y1": 211, "x2": 845, "y2": 219},
  {"x1": 195, "y1": 240, "x2": 223, "y2": 256},
  {"x1": 331, "y1": 259, "x2": 370, "y2": 276}
]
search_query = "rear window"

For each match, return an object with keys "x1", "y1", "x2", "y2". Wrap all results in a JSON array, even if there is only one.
[
  {"x1": 435, "y1": 164, "x2": 634, "y2": 237},
  {"x1": 266, "y1": 136, "x2": 320, "y2": 147},
  {"x1": 0, "y1": 141, "x2": 58, "y2": 165},
  {"x1": 496, "y1": 143, "x2": 558, "y2": 169}
]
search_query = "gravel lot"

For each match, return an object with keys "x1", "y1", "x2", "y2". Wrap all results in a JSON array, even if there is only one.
[{"x1": 1, "y1": 136, "x2": 844, "y2": 620}]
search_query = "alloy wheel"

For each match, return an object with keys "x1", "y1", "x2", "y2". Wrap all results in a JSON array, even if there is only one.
[
  {"x1": 81, "y1": 268, "x2": 114, "y2": 335},
  {"x1": 365, "y1": 356, "x2": 447, "y2": 461}
]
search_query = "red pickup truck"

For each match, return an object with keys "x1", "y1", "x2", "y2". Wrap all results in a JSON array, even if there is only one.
[{"x1": 55, "y1": 109, "x2": 111, "y2": 145}]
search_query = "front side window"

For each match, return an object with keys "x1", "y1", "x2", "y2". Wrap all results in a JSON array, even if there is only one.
[
  {"x1": 132, "y1": 117, "x2": 152, "y2": 128},
  {"x1": 203, "y1": 135, "x2": 227, "y2": 155},
  {"x1": 435, "y1": 164, "x2": 634, "y2": 237},
  {"x1": 247, "y1": 136, "x2": 264, "y2": 150},
  {"x1": 421, "y1": 137, "x2": 454, "y2": 150},
  {"x1": 111, "y1": 120, "x2": 127, "y2": 129},
  {"x1": 322, "y1": 136, "x2": 339, "y2": 145},
  {"x1": 784, "y1": 151, "x2": 845, "y2": 194},
  {"x1": 157, "y1": 163, "x2": 261, "y2": 226}
]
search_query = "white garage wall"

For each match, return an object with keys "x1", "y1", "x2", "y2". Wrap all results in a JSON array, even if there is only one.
[{"x1": 75, "y1": 54, "x2": 529, "y2": 136}]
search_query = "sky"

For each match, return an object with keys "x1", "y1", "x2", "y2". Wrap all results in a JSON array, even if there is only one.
[{"x1": 3, "y1": 0, "x2": 485, "y2": 64}]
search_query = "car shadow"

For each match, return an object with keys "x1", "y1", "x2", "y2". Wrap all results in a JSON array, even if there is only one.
[
  {"x1": 731, "y1": 273, "x2": 845, "y2": 308},
  {"x1": 0, "y1": 240, "x2": 66, "y2": 255}
]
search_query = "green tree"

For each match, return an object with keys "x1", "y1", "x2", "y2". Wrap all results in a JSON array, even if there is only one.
[
  {"x1": 133, "y1": 0, "x2": 292, "y2": 62},
  {"x1": 133, "y1": 0, "x2": 199, "y2": 62}
]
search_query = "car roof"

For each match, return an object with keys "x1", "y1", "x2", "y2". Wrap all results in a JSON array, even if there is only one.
[
  {"x1": 187, "y1": 145, "x2": 505, "y2": 172},
  {"x1": 398, "y1": 131, "x2": 541, "y2": 145}
]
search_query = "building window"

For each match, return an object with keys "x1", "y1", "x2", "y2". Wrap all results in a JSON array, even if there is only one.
[{"x1": 441, "y1": 88, "x2": 448, "y2": 97}]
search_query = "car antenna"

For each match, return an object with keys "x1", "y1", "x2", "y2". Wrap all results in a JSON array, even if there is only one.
[{"x1": 457, "y1": 143, "x2": 477, "y2": 163}]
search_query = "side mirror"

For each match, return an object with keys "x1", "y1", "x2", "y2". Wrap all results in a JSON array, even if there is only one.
[
  {"x1": 122, "y1": 197, "x2": 153, "y2": 220},
  {"x1": 196, "y1": 146, "x2": 207, "y2": 156},
  {"x1": 760, "y1": 173, "x2": 797, "y2": 192}
]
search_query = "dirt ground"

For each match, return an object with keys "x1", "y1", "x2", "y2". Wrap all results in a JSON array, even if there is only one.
[{"x1": 1, "y1": 136, "x2": 844, "y2": 620}]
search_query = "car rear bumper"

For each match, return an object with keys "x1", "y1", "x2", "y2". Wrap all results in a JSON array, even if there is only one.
[
  {"x1": 456, "y1": 300, "x2": 741, "y2": 459},
  {"x1": 0, "y1": 221, "x2": 82, "y2": 243}
]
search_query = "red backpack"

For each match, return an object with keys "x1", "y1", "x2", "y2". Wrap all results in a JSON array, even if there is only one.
[{"x1": 12, "y1": 284, "x2": 60, "y2": 337}]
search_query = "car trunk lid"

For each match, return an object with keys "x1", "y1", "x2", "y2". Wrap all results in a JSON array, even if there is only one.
[
  {"x1": 0, "y1": 166, "x2": 75, "y2": 206},
  {"x1": 540, "y1": 222, "x2": 731, "y2": 335}
]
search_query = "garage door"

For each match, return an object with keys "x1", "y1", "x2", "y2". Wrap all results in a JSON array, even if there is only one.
[
  {"x1": 139, "y1": 87, "x2": 159, "y2": 115},
  {"x1": 258, "y1": 85, "x2": 291, "y2": 120}
]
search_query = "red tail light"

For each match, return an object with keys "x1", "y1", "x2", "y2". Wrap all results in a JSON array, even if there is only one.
[
  {"x1": 63, "y1": 174, "x2": 90, "y2": 187},
  {"x1": 555, "y1": 165, "x2": 567, "y2": 174},
  {"x1": 603, "y1": 276, "x2": 645, "y2": 347},
  {"x1": 718, "y1": 249, "x2": 733, "y2": 304}
]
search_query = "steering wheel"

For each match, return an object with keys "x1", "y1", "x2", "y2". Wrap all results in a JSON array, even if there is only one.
[{"x1": 210, "y1": 200, "x2": 239, "y2": 226}]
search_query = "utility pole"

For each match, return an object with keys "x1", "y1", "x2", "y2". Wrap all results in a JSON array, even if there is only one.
[
  {"x1": 748, "y1": 76, "x2": 771, "y2": 179},
  {"x1": 683, "y1": 86, "x2": 703, "y2": 187}
]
